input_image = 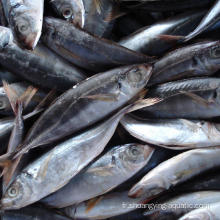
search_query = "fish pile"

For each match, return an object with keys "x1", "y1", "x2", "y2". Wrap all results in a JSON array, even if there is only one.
[{"x1": 0, "y1": 0, "x2": 220, "y2": 219}]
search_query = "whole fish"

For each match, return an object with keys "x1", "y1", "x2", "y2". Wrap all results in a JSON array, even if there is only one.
[
  {"x1": 0, "y1": 27, "x2": 85, "y2": 91},
  {"x1": 184, "y1": 0, "x2": 220, "y2": 42},
  {"x1": 48, "y1": 0, "x2": 85, "y2": 27},
  {"x1": 119, "y1": 10, "x2": 205, "y2": 56},
  {"x1": 179, "y1": 202, "x2": 220, "y2": 220},
  {"x1": 2, "y1": 0, "x2": 44, "y2": 49},
  {"x1": 138, "y1": 77, "x2": 220, "y2": 119},
  {"x1": 121, "y1": 114, "x2": 220, "y2": 149},
  {"x1": 63, "y1": 190, "x2": 149, "y2": 220},
  {"x1": 148, "y1": 40, "x2": 220, "y2": 86},
  {"x1": 42, "y1": 17, "x2": 153, "y2": 72},
  {"x1": 128, "y1": 147, "x2": 220, "y2": 199},
  {"x1": 14, "y1": 64, "x2": 152, "y2": 158},
  {"x1": 42, "y1": 143, "x2": 154, "y2": 208},
  {"x1": 1, "y1": 206, "x2": 70, "y2": 220},
  {"x1": 143, "y1": 191, "x2": 220, "y2": 219},
  {"x1": 1, "y1": 106, "x2": 130, "y2": 210}
]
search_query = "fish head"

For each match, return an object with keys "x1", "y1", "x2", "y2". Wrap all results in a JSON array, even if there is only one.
[
  {"x1": 119, "y1": 144, "x2": 154, "y2": 169},
  {"x1": 1, "y1": 174, "x2": 32, "y2": 210},
  {"x1": 205, "y1": 41, "x2": 220, "y2": 70},
  {"x1": 9, "y1": 6, "x2": 43, "y2": 50},
  {"x1": 50, "y1": 0, "x2": 85, "y2": 27},
  {"x1": 119, "y1": 65, "x2": 153, "y2": 95}
]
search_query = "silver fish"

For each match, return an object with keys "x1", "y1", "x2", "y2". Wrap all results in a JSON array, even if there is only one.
[
  {"x1": 14, "y1": 64, "x2": 152, "y2": 158},
  {"x1": 121, "y1": 114, "x2": 220, "y2": 149},
  {"x1": 2, "y1": 0, "x2": 44, "y2": 49},
  {"x1": 1, "y1": 106, "x2": 129, "y2": 210},
  {"x1": 42, "y1": 143, "x2": 154, "y2": 208},
  {"x1": 128, "y1": 147, "x2": 220, "y2": 199}
]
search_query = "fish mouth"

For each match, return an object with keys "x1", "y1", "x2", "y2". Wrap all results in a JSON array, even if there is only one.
[
  {"x1": 128, "y1": 184, "x2": 144, "y2": 198},
  {"x1": 0, "y1": 198, "x2": 14, "y2": 210},
  {"x1": 22, "y1": 31, "x2": 41, "y2": 50}
]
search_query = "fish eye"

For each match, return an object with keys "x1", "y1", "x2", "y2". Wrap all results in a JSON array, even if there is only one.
[
  {"x1": 62, "y1": 7, "x2": 73, "y2": 19},
  {"x1": 7, "y1": 186, "x2": 19, "y2": 198},
  {"x1": 211, "y1": 47, "x2": 220, "y2": 58},
  {"x1": 126, "y1": 67, "x2": 145, "y2": 87},
  {"x1": 128, "y1": 146, "x2": 141, "y2": 158},
  {"x1": 17, "y1": 20, "x2": 29, "y2": 33}
]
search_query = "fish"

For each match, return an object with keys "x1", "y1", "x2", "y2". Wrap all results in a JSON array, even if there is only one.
[
  {"x1": 1, "y1": 105, "x2": 131, "y2": 210},
  {"x1": 184, "y1": 0, "x2": 220, "y2": 42},
  {"x1": 42, "y1": 143, "x2": 154, "y2": 208},
  {"x1": 119, "y1": 10, "x2": 205, "y2": 56},
  {"x1": 63, "y1": 190, "x2": 149, "y2": 219},
  {"x1": 14, "y1": 64, "x2": 152, "y2": 158},
  {"x1": 137, "y1": 77, "x2": 220, "y2": 119},
  {"x1": 42, "y1": 17, "x2": 154, "y2": 72},
  {"x1": 128, "y1": 147, "x2": 220, "y2": 199},
  {"x1": 179, "y1": 202, "x2": 220, "y2": 220},
  {"x1": 2, "y1": 0, "x2": 44, "y2": 49},
  {"x1": 0, "y1": 27, "x2": 85, "y2": 91},
  {"x1": 148, "y1": 40, "x2": 220, "y2": 86},
  {"x1": 48, "y1": 0, "x2": 85, "y2": 27},
  {"x1": 143, "y1": 191, "x2": 220, "y2": 219},
  {"x1": 121, "y1": 114, "x2": 220, "y2": 149},
  {"x1": 1, "y1": 206, "x2": 71, "y2": 220}
]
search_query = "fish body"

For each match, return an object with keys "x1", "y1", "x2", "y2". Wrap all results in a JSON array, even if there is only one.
[
  {"x1": 149, "y1": 40, "x2": 220, "y2": 86},
  {"x1": 42, "y1": 143, "x2": 154, "y2": 208},
  {"x1": 42, "y1": 17, "x2": 153, "y2": 72},
  {"x1": 16, "y1": 64, "x2": 152, "y2": 157},
  {"x1": 1, "y1": 107, "x2": 128, "y2": 210},
  {"x1": 138, "y1": 77, "x2": 220, "y2": 119},
  {"x1": 0, "y1": 27, "x2": 85, "y2": 91},
  {"x1": 119, "y1": 10, "x2": 205, "y2": 56},
  {"x1": 121, "y1": 114, "x2": 220, "y2": 149},
  {"x1": 63, "y1": 190, "x2": 148, "y2": 219},
  {"x1": 128, "y1": 147, "x2": 220, "y2": 199}
]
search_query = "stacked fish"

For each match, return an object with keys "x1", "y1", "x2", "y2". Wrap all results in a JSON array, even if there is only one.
[{"x1": 0, "y1": 0, "x2": 220, "y2": 219}]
